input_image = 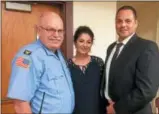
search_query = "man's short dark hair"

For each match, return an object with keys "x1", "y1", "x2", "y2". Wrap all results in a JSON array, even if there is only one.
[{"x1": 116, "y1": 5, "x2": 137, "y2": 19}]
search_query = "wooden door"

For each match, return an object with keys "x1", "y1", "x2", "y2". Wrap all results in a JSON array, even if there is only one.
[{"x1": 1, "y1": 2, "x2": 62, "y2": 113}]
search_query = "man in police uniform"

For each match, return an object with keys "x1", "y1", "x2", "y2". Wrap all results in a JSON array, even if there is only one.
[{"x1": 7, "y1": 12, "x2": 74, "y2": 113}]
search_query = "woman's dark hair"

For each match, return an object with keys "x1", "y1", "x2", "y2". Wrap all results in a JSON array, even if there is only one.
[{"x1": 74, "y1": 26, "x2": 94, "y2": 43}]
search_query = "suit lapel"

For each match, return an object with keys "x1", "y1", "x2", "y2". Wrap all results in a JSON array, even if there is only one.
[
  {"x1": 109, "y1": 34, "x2": 138, "y2": 81},
  {"x1": 115, "y1": 34, "x2": 137, "y2": 65},
  {"x1": 102, "y1": 34, "x2": 138, "y2": 98}
]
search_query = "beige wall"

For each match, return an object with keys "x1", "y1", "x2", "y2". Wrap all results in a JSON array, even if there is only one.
[
  {"x1": 73, "y1": 2, "x2": 159, "y2": 60},
  {"x1": 73, "y1": 2, "x2": 116, "y2": 60}
]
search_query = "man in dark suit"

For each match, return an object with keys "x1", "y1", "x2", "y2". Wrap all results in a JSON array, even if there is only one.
[{"x1": 101, "y1": 5, "x2": 159, "y2": 114}]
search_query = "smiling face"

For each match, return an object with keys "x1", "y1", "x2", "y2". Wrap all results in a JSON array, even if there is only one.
[
  {"x1": 37, "y1": 12, "x2": 64, "y2": 51},
  {"x1": 116, "y1": 9, "x2": 138, "y2": 41},
  {"x1": 75, "y1": 33, "x2": 93, "y2": 55}
]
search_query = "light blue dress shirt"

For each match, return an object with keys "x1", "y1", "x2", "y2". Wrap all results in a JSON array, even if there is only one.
[{"x1": 7, "y1": 39, "x2": 75, "y2": 113}]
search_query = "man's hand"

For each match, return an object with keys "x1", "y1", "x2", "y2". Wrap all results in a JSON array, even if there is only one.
[
  {"x1": 13, "y1": 100, "x2": 32, "y2": 113},
  {"x1": 107, "y1": 100, "x2": 115, "y2": 114}
]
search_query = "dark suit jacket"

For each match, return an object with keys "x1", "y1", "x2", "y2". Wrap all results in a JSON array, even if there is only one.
[{"x1": 101, "y1": 34, "x2": 159, "y2": 114}]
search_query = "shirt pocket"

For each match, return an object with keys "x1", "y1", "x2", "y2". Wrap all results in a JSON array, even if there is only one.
[
  {"x1": 47, "y1": 69, "x2": 64, "y2": 81},
  {"x1": 46, "y1": 70, "x2": 64, "y2": 93},
  {"x1": 46, "y1": 67, "x2": 66, "y2": 92}
]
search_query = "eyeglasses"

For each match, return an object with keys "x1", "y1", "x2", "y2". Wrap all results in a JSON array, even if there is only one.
[{"x1": 39, "y1": 26, "x2": 64, "y2": 36}]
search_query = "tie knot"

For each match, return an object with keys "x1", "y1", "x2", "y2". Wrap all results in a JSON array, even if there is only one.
[{"x1": 116, "y1": 43, "x2": 123, "y2": 49}]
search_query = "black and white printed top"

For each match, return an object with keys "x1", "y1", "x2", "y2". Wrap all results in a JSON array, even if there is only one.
[{"x1": 68, "y1": 56, "x2": 105, "y2": 114}]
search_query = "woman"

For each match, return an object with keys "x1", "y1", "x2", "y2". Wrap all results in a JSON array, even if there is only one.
[{"x1": 68, "y1": 26, "x2": 106, "y2": 114}]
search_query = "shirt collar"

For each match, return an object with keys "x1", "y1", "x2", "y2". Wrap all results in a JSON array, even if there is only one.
[
  {"x1": 36, "y1": 39, "x2": 59, "y2": 57},
  {"x1": 116, "y1": 33, "x2": 135, "y2": 45}
]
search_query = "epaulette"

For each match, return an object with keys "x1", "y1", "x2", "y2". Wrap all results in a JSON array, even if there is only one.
[{"x1": 23, "y1": 50, "x2": 32, "y2": 55}]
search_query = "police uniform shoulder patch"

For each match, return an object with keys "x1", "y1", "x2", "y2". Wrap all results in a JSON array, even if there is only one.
[
  {"x1": 16, "y1": 57, "x2": 30, "y2": 68},
  {"x1": 24, "y1": 50, "x2": 32, "y2": 55}
]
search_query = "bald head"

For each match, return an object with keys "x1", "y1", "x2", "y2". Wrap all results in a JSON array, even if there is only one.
[
  {"x1": 38, "y1": 12, "x2": 63, "y2": 27},
  {"x1": 37, "y1": 12, "x2": 64, "y2": 51}
]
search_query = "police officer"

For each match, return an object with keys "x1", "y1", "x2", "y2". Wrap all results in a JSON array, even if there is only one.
[{"x1": 7, "y1": 12, "x2": 74, "y2": 113}]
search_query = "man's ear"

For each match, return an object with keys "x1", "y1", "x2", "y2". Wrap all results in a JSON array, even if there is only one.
[
  {"x1": 135, "y1": 20, "x2": 138, "y2": 28},
  {"x1": 35, "y1": 24, "x2": 40, "y2": 33},
  {"x1": 35, "y1": 25, "x2": 40, "y2": 39}
]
